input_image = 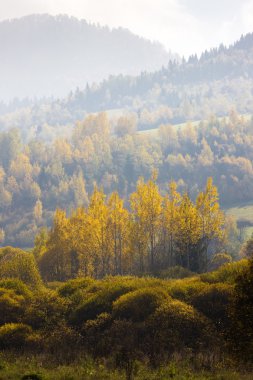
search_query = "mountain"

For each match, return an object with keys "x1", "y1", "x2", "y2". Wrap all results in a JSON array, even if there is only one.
[
  {"x1": 1, "y1": 32, "x2": 253, "y2": 135},
  {"x1": 62, "y1": 32, "x2": 253, "y2": 125},
  {"x1": 0, "y1": 14, "x2": 176, "y2": 101}
]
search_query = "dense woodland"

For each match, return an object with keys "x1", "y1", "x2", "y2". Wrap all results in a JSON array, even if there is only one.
[{"x1": 0, "y1": 111, "x2": 252, "y2": 247}]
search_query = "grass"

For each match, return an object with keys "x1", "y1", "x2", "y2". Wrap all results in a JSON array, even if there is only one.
[
  {"x1": 138, "y1": 113, "x2": 252, "y2": 137},
  {"x1": 0, "y1": 354, "x2": 252, "y2": 380},
  {"x1": 226, "y1": 203, "x2": 253, "y2": 221}
]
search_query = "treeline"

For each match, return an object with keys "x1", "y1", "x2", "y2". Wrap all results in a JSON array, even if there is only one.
[
  {"x1": 0, "y1": 111, "x2": 251, "y2": 246},
  {"x1": 34, "y1": 176, "x2": 224, "y2": 281}
]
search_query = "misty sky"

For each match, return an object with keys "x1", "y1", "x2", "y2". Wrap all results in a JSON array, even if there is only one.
[{"x1": 1, "y1": 0, "x2": 253, "y2": 56}]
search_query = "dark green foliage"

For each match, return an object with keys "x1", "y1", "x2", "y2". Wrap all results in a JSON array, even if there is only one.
[
  {"x1": 190, "y1": 283, "x2": 233, "y2": 332},
  {"x1": 0, "y1": 252, "x2": 251, "y2": 372},
  {"x1": 0, "y1": 288, "x2": 25, "y2": 325},
  {"x1": 24, "y1": 289, "x2": 68, "y2": 330},
  {"x1": 21, "y1": 375, "x2": 43, "y2": 380},
  {"x1": 0, "y1": 323, "x2": 32, "y2": 349},
  {"x1": 58, "y1": 277, "x2": 95, "y2": 298},
  {"x1": 112, "y1": 287, "x2": 169, "y2": 322},
  {"x1": 83, "y1": 313, "x2": 113, "y2": 357},
  {"x1": 71, "y1": 282, "x2": 137, "y2": 325},
  {"x1": 231, "y1": 259, "x2": 253, "y2": 361},
  {"x1": 145, "y1": 298, "x2": 213, "y2": 362},
  {"x1": 167, "y1": 278, "x2": 208, "y2": 303},
  {"x1": 0, "y1": 279, "x2": 32, "y2": 298}
]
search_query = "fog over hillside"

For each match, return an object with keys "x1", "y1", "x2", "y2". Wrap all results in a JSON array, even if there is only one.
[
  {"x1": 1, "y1": 32, "x2": 253, "y2": 132},
  {"x1": 0, "y1": 14, "x2": 176, "y2": 101}
]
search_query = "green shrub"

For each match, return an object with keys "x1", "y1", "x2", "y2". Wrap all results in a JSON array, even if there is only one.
[
  {"x1": 83, "y1": 313, "x2": 113, "y2": 357},
  {"x1": 0, "y1": 323, "x2": 32, "y2": 349},
  {"x1": 190, "y1": 283, "x2": 234, "y2": 331},
  {"x1": 230, "y1": 259, "x2": 253, "y2": 361},
  {"x1": 145, "y1": 298, "x2": 213, "y2": 361},
  {"x1": 43, "y1": 324, "x2": 82, "y2": 355},
  {"x1": 0, "y1": 247, "x2": 42, "y2": 289},
  {"x1": 71, "y1": 282, "x2": 136, "y2": 325},
  {"x1": 24, "y1": 289, "x2": 68, "y2": 329},
  {"x1": 0, "y1": 288, "x2": 25, "y2": 325},
  {"x1": 0, "y1": 278, "x2": 32, "y2": 298},
  {"x1": 167, "y1": 277, "x2": 208, "y2": 303},
  {"x1": 201, "y1": 259, "x2": 249, "y2": 284},
  {"x1": 58, "y1": 277, "x2": 95, "y2": 298},
  {"x1": 112, "y1": 287, "x2": 170, "y2": 322}
]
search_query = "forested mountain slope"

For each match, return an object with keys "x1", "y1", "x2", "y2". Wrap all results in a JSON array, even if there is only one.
[
  {"x1": 0, "y1": 14, "x2": 173, "y2": 101},
  {"x1": 2, "y1": 32, "x2": 253, "y2": 131},
  {"x1": 64, "y1": 33, "x2": 253, "y2": 125},
  {"x1": 1, "y1": 30, "x2": 253, "y2": 246}
]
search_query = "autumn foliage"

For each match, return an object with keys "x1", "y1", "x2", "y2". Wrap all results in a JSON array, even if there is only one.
[{"x1": 35, "y1": 176, "x2": 224, "y2": 281}]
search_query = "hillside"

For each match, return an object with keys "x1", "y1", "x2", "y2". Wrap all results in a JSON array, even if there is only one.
[
  {"x1": 2, "y1": 32, "x2": 253, "y2": 131},
  {"x1": 61, "y1": 33, "x2": 253, "y2": 126},
  {"x1": 0, "y1": 14, "x2": 174, "y2": 101},
  {"x1": 1, "y1": 30, "x2": 253, "y2": 246},
  {"x1": 0, "y1": 111, "x2": 252, "y2": 247}
]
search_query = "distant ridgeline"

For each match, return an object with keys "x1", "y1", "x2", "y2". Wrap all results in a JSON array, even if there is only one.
[
  {"x1": 0, "y1": 14, "x2": 174, "y2": 102},
  {"x1": 1, "y1": 32, "x2": 253, "y2": 130},
  {"x1": 66, "y1": 32, "x2": 253, "y2": 126}
]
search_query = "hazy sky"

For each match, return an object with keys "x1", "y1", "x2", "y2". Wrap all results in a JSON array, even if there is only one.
[{"x1": 1, "y1": 0, "x2": 253, "y2": 56}]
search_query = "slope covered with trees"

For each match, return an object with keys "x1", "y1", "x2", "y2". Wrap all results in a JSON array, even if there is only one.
[
  {"x1": 64, "y1": 32, "x2": 253, "y2": 125},
  {"x1": 1, "y1": 32, "x2": 253, "y2": 133},
  {"x1": 0, "y1": 14, "x2": 174, "y2": 102},
  {"x1": 0, "y1": 111, "x2": 251, "y2": 247}
]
